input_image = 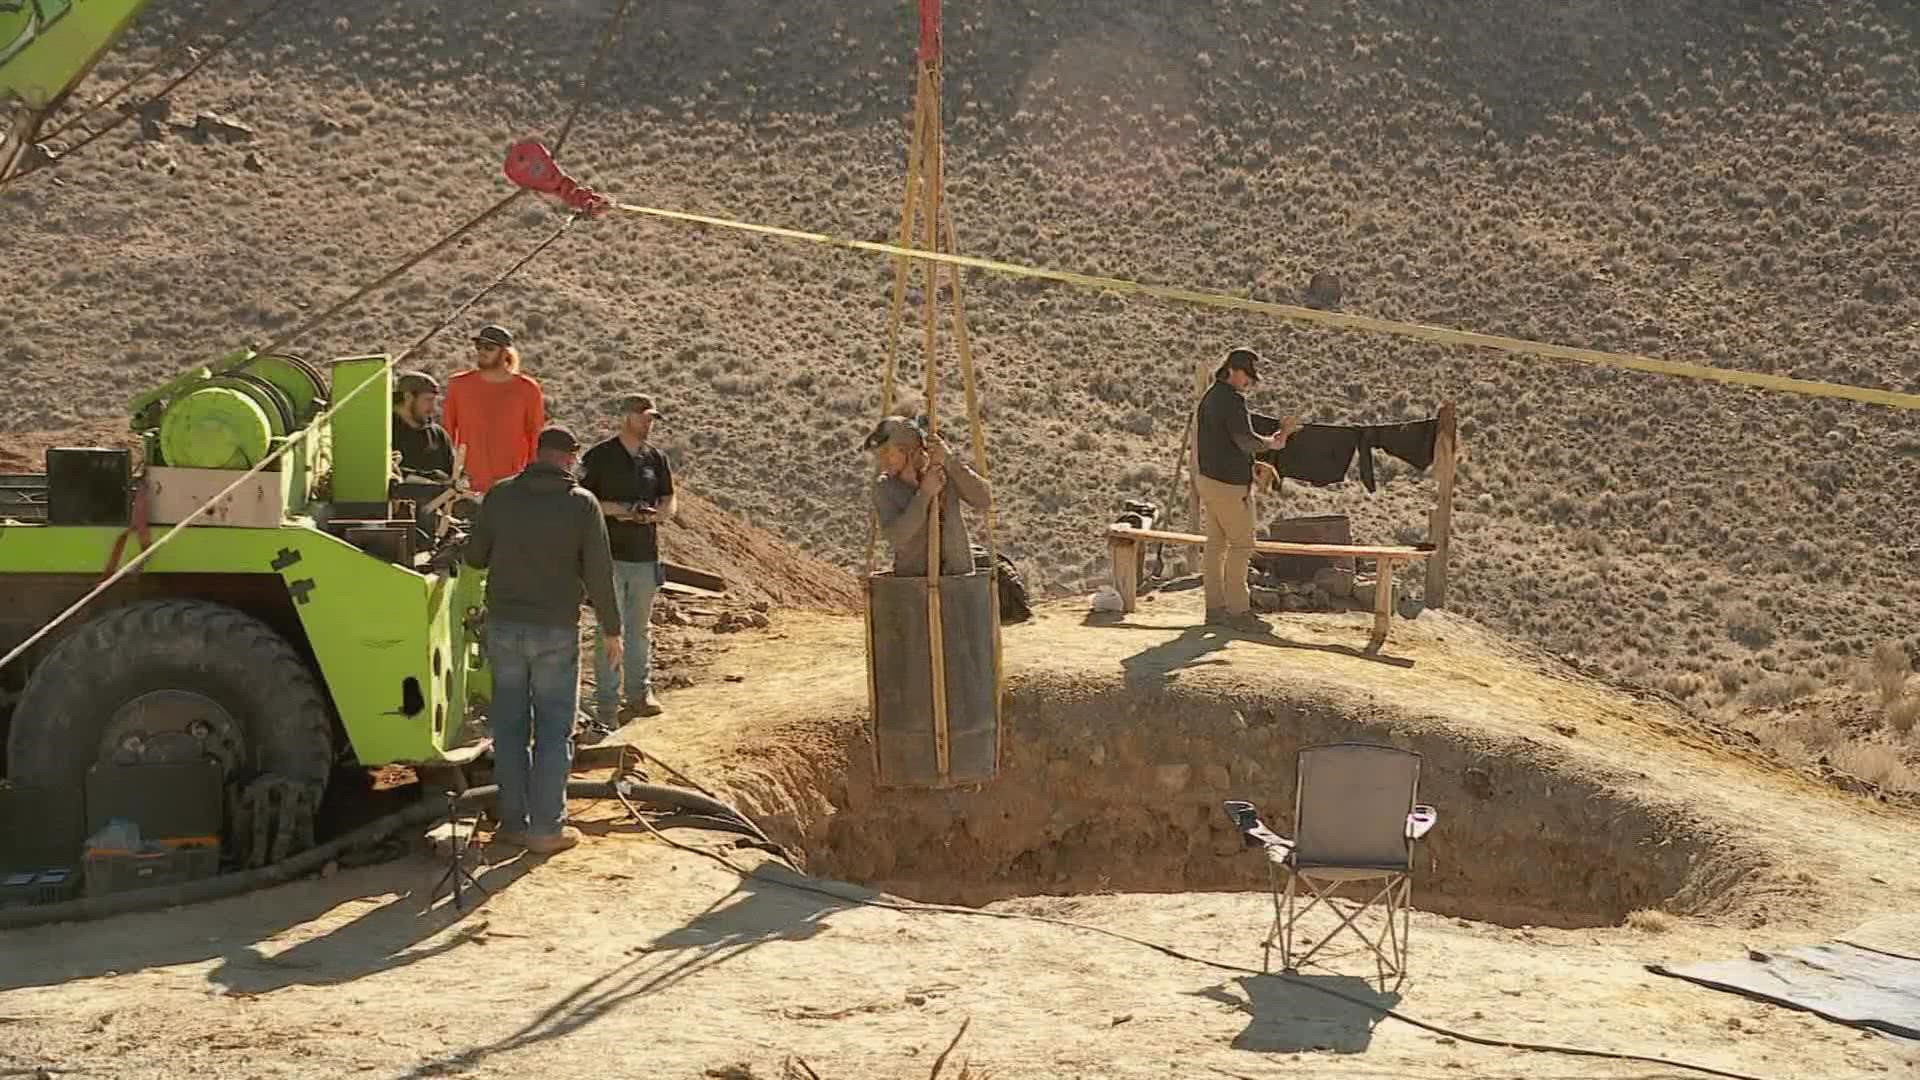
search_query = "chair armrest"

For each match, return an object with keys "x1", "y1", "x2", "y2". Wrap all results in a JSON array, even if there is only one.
[
  {"x1": 1406, "y1": 804, "x2": 1437, "y2": 840},
  {"x1": 1222, "y1": 799, "x2": 1295, "y2": 858}
]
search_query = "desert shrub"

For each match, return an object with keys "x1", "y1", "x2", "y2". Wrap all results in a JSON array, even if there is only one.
[
  {"x1": 1724, "y1": 601, "x2": 1776, "y2": 648},
  {"x1": 1626, "y1": 909, "x2": 1675, "y2": 933},
  {"x1": 1886, "y1": 695, "x2": 1920, "y2": 737},
  {"x1": 1866, "y1": 639, "x2": 1912, "y2": 704},
  {"x1": 1829, "y1": 742, "x2": 1920, "y2": 791},
  {"x1": 1655, "y1": 672, "x2": 1705, "y2": 700},
  {"x1": 1746, "y1": 673, "x2": 1819, "y2": 707}
]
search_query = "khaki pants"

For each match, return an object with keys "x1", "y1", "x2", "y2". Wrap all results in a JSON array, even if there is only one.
[{"x1": 1196, "y1": 475, "x2": 1256, "y2": 615}]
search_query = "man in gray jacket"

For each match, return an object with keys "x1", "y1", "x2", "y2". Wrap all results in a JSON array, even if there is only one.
[
  {"x1": 1195, "y1": 348, "x2": 1299, "y2": 629},
  {"x1": 864, "y1": 415, "x2": 991, "y2": 576},
  {"x1": 465, "y1": 425, "x2": 621, "y2": 854}
]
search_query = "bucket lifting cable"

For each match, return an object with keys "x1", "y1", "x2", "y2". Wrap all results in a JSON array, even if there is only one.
[
  {"x1": 853, "y1": 0, "x2": 1001, "y2": 788},
  {"x1": 501, "y1": 9, "x2": 1005, "y2": 790}
]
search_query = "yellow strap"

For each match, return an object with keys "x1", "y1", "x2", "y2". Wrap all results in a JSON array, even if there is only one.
[{"x1": 609, "y1": 200, "x2": 1920, "y2": 412}]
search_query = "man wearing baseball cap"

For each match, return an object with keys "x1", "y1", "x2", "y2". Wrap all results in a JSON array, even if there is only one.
[
  {"x1": 864, "y1": 413, "x2": 990, "y2": 576},
  {"x1": 578, "y1": 392, "x2": 678, "y2": 726},
  {"x1": 465, "y1": 424, "x2": 621, "y2": 855},
  {"x1": 443, "y1": 322, "x2": 546, "y2": 493},
  {"x1": 391, "y1": 370, "x2": 454, "y2": 480},
  {"x1": 1194, "y1": 347, "x2": 1300, "y2": 630}
]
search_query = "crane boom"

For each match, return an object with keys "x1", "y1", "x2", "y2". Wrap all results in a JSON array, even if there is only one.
[{"x1": 2, "y1": 0, "x2": 152, "y2": 180}]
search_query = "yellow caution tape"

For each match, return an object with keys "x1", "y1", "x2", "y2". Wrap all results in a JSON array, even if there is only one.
[{"x1": 611, "y1": 201, "x2": 1920, "y2": 412}]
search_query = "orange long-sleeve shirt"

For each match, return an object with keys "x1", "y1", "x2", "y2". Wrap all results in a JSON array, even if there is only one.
[{"x1": 443, "y1": 369, "x2": 545, "y2": 492}]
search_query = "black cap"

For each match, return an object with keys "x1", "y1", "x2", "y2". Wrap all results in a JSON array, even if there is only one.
[
  {"x1": 1222, "y1": 347, "x2": 1261, "y2": 382},
  {"x1": 473, "y1": 324, "x2": 513, "y2": 347},
  {"x1": 536, "y1": 425, "x2": 581, "y2": 452},
  {"x1": 395, "y1": 370, "x2": 440, "y2": 396}
]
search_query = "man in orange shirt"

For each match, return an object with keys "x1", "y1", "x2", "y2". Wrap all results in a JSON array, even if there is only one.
[{"x1": 443, "y1": 323, "x2": 545, "y2": 493}]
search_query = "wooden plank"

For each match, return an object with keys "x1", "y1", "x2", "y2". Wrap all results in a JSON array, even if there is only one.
[
  {"x1": 1426, "y1": 402, "x2": 1458, "y2": 609},
  {"x1": 1109, "y1": 525, "x2": 1430, "y2": 560},
  {"x1": 662, "y1": 560, "x2": 726, "y2": 594}
]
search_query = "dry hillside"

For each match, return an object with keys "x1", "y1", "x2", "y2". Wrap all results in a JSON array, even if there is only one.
[{"x1": 3, "y1": 0, "x2": 1918, "y2": 731}]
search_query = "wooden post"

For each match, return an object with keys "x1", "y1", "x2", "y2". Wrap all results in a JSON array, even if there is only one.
[
  {"x1": 1109, "y1": 535, "x2": 1140, "y2": 613},
  {"x1": 1425, "y1": 401, "x2": 1457, "y2": 609},
  {"x1": 941, "y1": 212, "x2": 1001, "y2": 753},
  {"x1": 917, "y1": 54, "x2": 950, "y2": 781},
  {"x1": 1186, "y1": 361, "x2": 1209, "y2": 573},
  {"x1": 1367, "y1": 556, "x2": 1396, "y2": 653}
]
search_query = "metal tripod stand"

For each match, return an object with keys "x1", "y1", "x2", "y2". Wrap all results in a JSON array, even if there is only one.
[{"x1": 426, "y1": 790, "x2": 488, "y2": 913}]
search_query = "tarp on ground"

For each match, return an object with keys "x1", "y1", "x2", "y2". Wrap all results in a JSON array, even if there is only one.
[{"x1": 1649, "y1": 915, "x2": 1920, "y2": 1044}]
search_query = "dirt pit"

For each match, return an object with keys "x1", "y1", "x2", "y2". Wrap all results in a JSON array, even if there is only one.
[{"x1": 796, "y1": 682, "x2": 1761, "y2": 930}]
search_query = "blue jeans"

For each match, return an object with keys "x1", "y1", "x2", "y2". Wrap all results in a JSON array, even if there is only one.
[
  {"x1": 593, "y1": 560, "x2": 661, "y2": 714},
  {"x1": 486, "y1": 619, "x2": 581, "y2": 837}
]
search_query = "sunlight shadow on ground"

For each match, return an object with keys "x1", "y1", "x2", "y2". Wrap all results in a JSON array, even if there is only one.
[
  {"x1": 1193, "y1": 973, "x2": 1400, "y2": 1054},
  {"x1": 206, "y1": 854, "x2": 539, "y2": 995},
  {"x1": 391, "y1": 865, "x2": 858, "y2": 1079},
  {"x1": 1099, "y1": 622, "x2": 1416, "y2": 687},
  {"x1": 0, "y1": 851, "x2": 536, "y2": 994}
]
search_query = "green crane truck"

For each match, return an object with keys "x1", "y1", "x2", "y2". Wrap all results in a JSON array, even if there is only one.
[{"x1": 0, "y1": 351, "x2": 493, "y2": 866}]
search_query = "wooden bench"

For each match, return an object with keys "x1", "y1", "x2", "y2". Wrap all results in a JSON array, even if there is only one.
[{"x1": 1107, "y1": 525, "x2": 1432, "y2": 652}]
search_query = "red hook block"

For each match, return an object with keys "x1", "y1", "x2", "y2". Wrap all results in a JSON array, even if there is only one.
[{"x1": 503, "y1": 140, "x2": 612, "y2": 217}]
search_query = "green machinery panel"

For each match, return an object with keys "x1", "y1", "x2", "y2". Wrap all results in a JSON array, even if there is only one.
[
  {"x1": 328, "y1": 356, "x2": 392, "y2": 505},
  {"x1": 2, "y1": 1, "x2": 150, "y2": 112},
  {"x1": 0, "y1": 523, "x2": 490, "y2": 766}
]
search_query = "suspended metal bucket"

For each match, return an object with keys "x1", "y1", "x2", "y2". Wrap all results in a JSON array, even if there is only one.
[{"x1": 865, "y1": 570, "x2": 1000, "y2": 788}]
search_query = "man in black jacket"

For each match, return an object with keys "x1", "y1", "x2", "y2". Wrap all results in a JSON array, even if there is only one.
[
  {"x1": 391, "y1": 371, "x2": 455, "y2": 481},
  {"x1": 465, "y1": 425, "x2": 622, "y2": 855},
  {"x1": 1194, "y1": 348, "x2": 1299, "y2": 629}
]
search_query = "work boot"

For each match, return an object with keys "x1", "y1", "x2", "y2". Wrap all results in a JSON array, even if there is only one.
[
  {"x1": 525, "y1": 826, "x2": 581, "y2": 855},
  {"x1": 636, "y1": 689, "x2": 664, "y2": 718},
  {"x1": 1204, "y1": 608, "x2": 1231, "y2": 625},
  {"x1": 493, "y1": 830, "x2": 527, "y2": 849}
]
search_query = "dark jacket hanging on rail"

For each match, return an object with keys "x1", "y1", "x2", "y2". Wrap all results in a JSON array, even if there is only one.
[
  {"x1": 1367, "y1": 418, "x2": 1440, "y2": 471},
  {"x1": 1250, "y1": 415, "x2": 1441, "y2": 493}
]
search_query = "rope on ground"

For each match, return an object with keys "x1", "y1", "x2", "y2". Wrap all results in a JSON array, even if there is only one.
[
  {"x1": 615, "y1": 786, "x2": 1775, "y2": 1080},
  {"x1": 0, "y1": 0, "x2": 304, "y2": 188},
  {"x1": 605, "y1": 199, "x2": 1920, "y2": 414},
  {"x1": 0, "y1": 214, "x2": 577, "y2": 676}
]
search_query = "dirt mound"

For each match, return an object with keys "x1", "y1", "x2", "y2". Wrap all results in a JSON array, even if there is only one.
[
  {"x1": 661, "y1": 490, "x2": 861, "y2": 613},
  {"x1": 5, "y1": 0, "x2": 1920, "y2": 721}
]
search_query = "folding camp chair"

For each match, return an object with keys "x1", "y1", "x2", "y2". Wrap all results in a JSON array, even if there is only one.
[{"x1": 1223, "y1": 742, "x2": 1437, "y2": 985}]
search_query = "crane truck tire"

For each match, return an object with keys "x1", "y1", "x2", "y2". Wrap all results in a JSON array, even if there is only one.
[{"x1": 6, "y1": 598, "x2": 335, "y2": 866}]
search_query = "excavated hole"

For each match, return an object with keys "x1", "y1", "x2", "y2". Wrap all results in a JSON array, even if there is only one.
[{"x1": 798, "y1": 684, "x2": 1759, "y2": 930}]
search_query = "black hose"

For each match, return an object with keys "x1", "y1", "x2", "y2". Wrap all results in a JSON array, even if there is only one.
[
  {"x1": 644, "y1": 813, "x2": 772, "y2": 843},
  {"x1": 0, "y1": 778, "x2": 749, "y2": 932},
  {"x1": 613, "y1": 778, "x2": 775, "y2": 847}
]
